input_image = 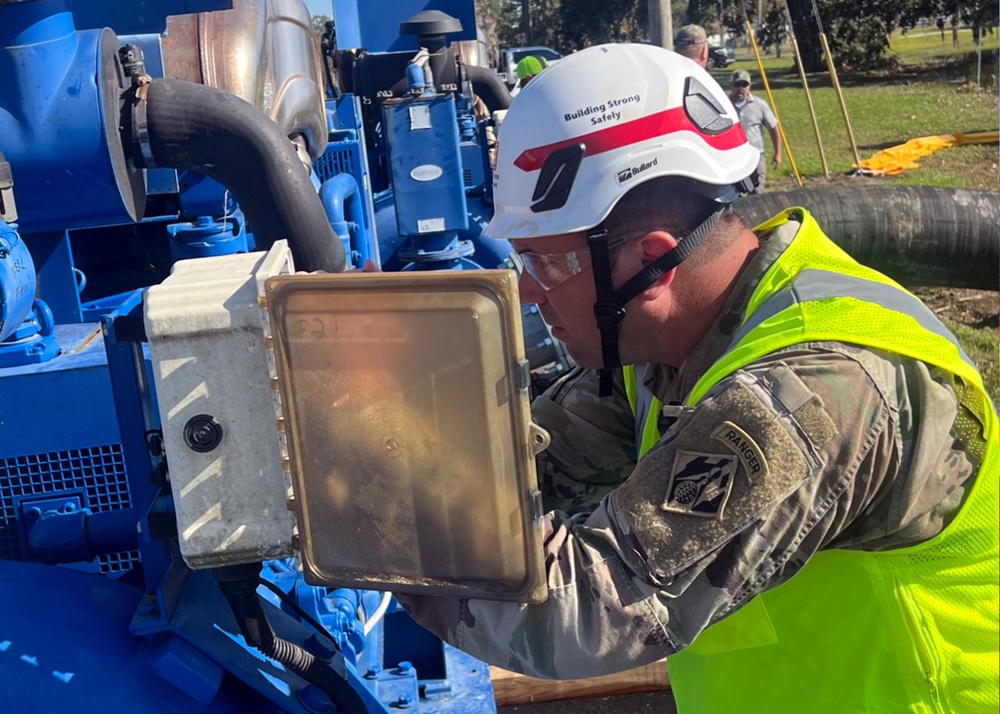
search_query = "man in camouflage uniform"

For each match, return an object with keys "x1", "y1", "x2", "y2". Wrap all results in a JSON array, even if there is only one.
[{"x1": 398, "y1": 44, "x2": 998, "y2": 712}]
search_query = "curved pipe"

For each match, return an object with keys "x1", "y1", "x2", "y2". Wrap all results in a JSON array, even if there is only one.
[
  {"x1": 466, "y1": 65, "x2": 513, "y2": 112},
  {"x1": 0, "y1": 222, "x2": 36, "y2": 342},
  {"x1": 319, "y1": 172, "x2": 372, "y2": 265},
  {"x1": 135, "y1": 78, "x2": 346, "y2": 273},
  {"x1": 26, "y1": 508, "x2": 138, "y2": 564},
  {"x1": 735, "y1": 186, "x2": 999, "y2": 290}
]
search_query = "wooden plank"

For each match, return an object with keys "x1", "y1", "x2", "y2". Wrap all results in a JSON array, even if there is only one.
[{"x1": 489, "y1": 660, "x2": 670, "y2": 707}]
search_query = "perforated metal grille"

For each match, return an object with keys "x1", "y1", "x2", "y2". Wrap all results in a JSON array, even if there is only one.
[
  {"x1": 0, "y1": 445, "x2": 140, "y2": 573},
  {"x1": 313, "y1": 139, "x2": 364, "y2": 185}
]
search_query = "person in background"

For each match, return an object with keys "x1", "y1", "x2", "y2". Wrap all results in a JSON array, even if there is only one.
[
  {"x1": 515, "y1": 55, "x2": 548, "y2": 90},
  {"x1": 673, "y1": 24, "x2": 709, "y2": 67},
  {"x1": 397, "y1": 43, "x2": 999, "y2": 714},
  {"x1": 729, "y1": 68, "x2": 782, "y2": 193}
]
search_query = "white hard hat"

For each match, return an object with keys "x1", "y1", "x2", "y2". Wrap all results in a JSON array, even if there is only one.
[{"x1": 486, "y1": 43, "x2": 759, "y2": 240}]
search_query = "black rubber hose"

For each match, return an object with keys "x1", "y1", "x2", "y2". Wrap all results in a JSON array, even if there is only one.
[
  {"x1": 734, "y1": 186, "x2": 999, "y2": 290},
  {"x1": 466, "y1": 65, "x2": 513, "y2": 112},
  {"x1": 140, "y1": 78, "x2": 346, "y2": 273},
  {"x1": 214, "y1": 565, "x2": 368, "y2": 713}
]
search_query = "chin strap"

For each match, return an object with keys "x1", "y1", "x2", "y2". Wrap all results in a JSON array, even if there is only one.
[
  {"x1": 587, "y1": 228, "x2": 623, "y2": 397},
  {"x1": 588, "y1": 206, "x2": 728, "y2": 397}
]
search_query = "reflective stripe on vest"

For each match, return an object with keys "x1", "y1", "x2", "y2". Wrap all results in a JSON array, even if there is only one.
[{"x1": 626, "y1": 208, "x2": 999, "y2": 713}]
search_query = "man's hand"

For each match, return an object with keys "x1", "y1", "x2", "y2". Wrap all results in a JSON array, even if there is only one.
[{"x1": 769, "y1": 126, "x2": 783, "y2": 169}]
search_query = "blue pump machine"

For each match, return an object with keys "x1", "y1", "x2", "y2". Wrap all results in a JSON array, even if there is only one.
[{"x1": 0, "y1": 1, "x2": 569, "y2": 711}]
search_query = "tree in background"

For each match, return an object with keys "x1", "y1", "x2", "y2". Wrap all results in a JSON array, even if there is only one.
[
  {"x1": 476, "y1": 0, "x2": 522, "y2": 64},
  {"x1": 785, "y1": 0, "x2": 912, "y2": 72},
  {"x1": 754, "y1": 2, "x2": 789, "y2": 57},
  {"x1": 560, "y1": 0, "x2": 645, "y2": 48},
  {"x1": 311, "y1": 13, "x2": 332, "y2": 38},
  {"x1": 532, "y1": 0, "x2": 567, "y2": 50},
  {"x1": 477, "y1": 0, "x2": 566, "y2": 56},
  {"x1": 785, "y1": 0, "x2": 997, "y2": 73},
  {"x1": 684, "y1": 0, "x2": 744, "y2": 45},
  {"x1": 474, "y1": 0, "x2": 997, "y2": 71},
  {"x1": 476, "y1": 0, "x2": 649, "y2": 56},
  {"x1": 900, "y1": 0, "x2": 998, "y2": 42}
]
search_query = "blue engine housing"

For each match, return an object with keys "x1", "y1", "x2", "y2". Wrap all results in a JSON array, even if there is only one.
[{"x1": 0, "y1": 1, "x2": 570, "y2": 711}]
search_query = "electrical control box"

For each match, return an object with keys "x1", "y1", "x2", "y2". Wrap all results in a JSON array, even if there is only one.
[
  {"x1": 265, "y1": 269, "x2": 549, "y2": 603},
  {"x1": 146, "y1": 243, "x2": 548, "y2": 603}
]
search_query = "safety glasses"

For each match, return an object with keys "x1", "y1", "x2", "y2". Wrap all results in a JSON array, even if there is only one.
[
  {"x1": 506, "y1": 248, "x2": 592, "y2": 291},
  {"x1": 505, "y1": 226, "x2": 659, "y2": 291}
]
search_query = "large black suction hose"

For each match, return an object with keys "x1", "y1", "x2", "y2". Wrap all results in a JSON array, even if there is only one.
[
  {"x1": 466, "y1": 65, "x2": 513, "y2": 112},
  {"x1": 134, "y1": 78, "x2": 346, "y2": 273},
  {"x1": 214, "y1": 564, "x2": 368, "y2": 713},
  {"x1": 735, "y1": 186, "x2": 999, "y2": 290}
]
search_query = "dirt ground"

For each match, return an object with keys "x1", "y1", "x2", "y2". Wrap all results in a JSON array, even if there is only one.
[
  {"x1": 910, "y1": 285, "x2": 999, "y2": 401},
  {"x1": 910, "y1": 285, "x2": 999, "y2": 330}
]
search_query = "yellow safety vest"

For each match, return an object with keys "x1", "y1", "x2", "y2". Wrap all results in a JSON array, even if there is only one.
[{"x1": 625, "y1": 208, "x2": 999, "y2": 713}]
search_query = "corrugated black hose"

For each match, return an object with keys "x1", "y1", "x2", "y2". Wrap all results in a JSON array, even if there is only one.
[
  {"x1": 735, "y1": 186, "x2": 999, "y2": 290},
  {"x1": 214, "y1": 564, "x2": 368, "y2": 713}
]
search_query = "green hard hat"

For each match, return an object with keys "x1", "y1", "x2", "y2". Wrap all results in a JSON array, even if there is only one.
[{"x1": 516, "y1": 55, "x2": 548, "y2": 80}]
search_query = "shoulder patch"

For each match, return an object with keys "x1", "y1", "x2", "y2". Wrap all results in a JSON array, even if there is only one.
[
  {"x1": 663, "y1": 451, "x2": 737, "y2": 518},
  {"x1": 712, "y1": 421, "x2": 769, "y2": 484},
  {"x1": 614, "y1": 379, "x2": 811, "y2": 578}
]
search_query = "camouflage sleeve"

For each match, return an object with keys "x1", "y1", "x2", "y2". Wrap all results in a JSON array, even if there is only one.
[
  {"x1": 399, "y1": 347, "x2": 970, "y2": 680},
  {"x1": 531, "y1": 367, "x2": 638, "y2": 513}
]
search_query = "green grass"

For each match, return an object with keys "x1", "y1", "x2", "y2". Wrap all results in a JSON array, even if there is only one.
[
  {"x1": 946, "y1": 320, "x2": 999, "y2": 403},
  {"x1": 766, "y1": 80, "x2": 998, "y2": 189},
  {"x1": 707, "y1": 30, "x2": 999, "y2": 191},
  {"x1": 889, "y1": 27, "x2": 999, "y2": 66}
]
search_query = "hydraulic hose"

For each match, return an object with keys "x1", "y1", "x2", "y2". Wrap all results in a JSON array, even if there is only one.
[
  {"x1": 132, "y1": 78, "x2": 346, "y2": 273},
  {"x1": 466, "y1": 65, "x2": 513, "y2": 112},
  {"x1": 214, "y1": 564, "x2": 368, "y2": 713}
]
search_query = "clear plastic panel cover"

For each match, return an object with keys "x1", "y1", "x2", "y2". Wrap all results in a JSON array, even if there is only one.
[{"x1": 265, "y1": 270, "x2": 547, "y2": 603}]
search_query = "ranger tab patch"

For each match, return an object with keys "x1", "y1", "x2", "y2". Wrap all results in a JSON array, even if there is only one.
[
  {"x1": 711, "y1": 421, "x2": 769, "y2": 484},
  {"x1": 662, "y1": 451, "x2": 737, "y2": 518}
]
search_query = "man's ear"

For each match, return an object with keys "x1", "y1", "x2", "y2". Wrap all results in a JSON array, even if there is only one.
[{"x1": 635, "y1": 230, "x2": 679, "y2": 299}]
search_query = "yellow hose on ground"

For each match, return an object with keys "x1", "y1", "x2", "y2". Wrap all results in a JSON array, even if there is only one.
[{"x1": 857, "y1": 130, "x2": 999, "y2": 176}]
